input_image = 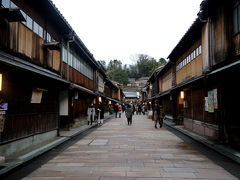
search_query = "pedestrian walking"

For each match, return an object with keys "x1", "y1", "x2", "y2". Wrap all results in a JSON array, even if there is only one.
[
  {"x1": 118, "y1": 104, "x2": 122, "y2": 118},
  {"x1": 98, "y1": 102, "x2": 104, "y2": 125},
  {"x1": 138, "y1": 104, "x2": 142, "y2": 115},
  {"x1": 114, "y1": 103, "x2": 118, "y2": 118},
  {"x1": 109, "y1": 104, "x2": 113, "y2": 114},
  {"x1": 142, "y1": 103, "x2": 145, "y2": 115},
  {"x1": 159, "y1": 105, "x2": 164, "y2": 128},
  {"x1": 87, "y1": 103, "x2": 95, "y2": 125},
  {"x1": 122, "y1": 103, "x2": 125, "y2": 113},
  {"x1": 153, "y1": 102, "x2": 160, "y2": 128},
  {"x1": 136, "y1": 105, "x2": 139, "y2": 115},
  {"x1": 125, "y1": 103, "x2": 133, "y2": 125},
  {"x1": 132, "y1": 104, "x2": 135, "y2": 115}
]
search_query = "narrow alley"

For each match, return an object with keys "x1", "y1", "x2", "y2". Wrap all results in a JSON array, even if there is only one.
[{"x1": 20, "y1": 114, "x2": 237, "y2": 180}]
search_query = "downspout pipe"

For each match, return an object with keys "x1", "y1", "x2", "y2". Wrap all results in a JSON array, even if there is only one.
[{"x1": 66, "y1": 33, "x2": 74, "y2": 81}]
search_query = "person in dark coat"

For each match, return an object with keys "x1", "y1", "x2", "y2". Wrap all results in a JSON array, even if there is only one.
[
  {"x1": 153, "y1": 102, "x2": 160, "y2": 128},
  {"x1": 125, "y1": 103, "x2": 133, "y2": 125},
  {"x1": 132, "y1": 104, "x2": 135, "y2": 115},
  {"x1": 114, "y1": 103, "x2": 118, "y2": 118},
  {"x1": 138, "y1": 104, "x2": 142, "y2": 115},
  {"x1": 159, "y1": 105, "x2": 164, "y2": 128}
]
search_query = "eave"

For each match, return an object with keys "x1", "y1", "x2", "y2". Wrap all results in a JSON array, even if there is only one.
[{"x1": 167, "y1": 18, "x2": 203, "y2": 62}]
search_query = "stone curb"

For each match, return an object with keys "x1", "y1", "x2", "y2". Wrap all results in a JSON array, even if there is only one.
[{"x1": 164, "y1": 120, "x2": 240, "y2": 165}]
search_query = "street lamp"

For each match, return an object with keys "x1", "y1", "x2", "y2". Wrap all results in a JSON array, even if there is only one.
[{"x1": 180, "y1": 91, "x2": 184, "y2": 99}]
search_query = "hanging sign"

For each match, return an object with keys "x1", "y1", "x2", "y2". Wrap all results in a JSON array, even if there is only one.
[
  {"x1": 0, "y1": 103, "x2": 8, "y2": 110},
  {"x1": 31, "y1": 88, "x2": 46, "y2": 103}
]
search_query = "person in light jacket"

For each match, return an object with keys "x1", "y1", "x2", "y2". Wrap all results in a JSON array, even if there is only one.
[
  {"x1": 125, "y1": 103, "x2": 133, "y2": 125},
  {"x1": 142, "y1": 103, "x2": 146, "y2": 115},
  {"x1": 87, "y1": 103, "x2": 95, "y2": 125}
]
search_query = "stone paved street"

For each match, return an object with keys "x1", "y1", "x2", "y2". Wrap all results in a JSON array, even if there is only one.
[{"x1": 23, "y1": 114, "x2": 237, "y2": 180}]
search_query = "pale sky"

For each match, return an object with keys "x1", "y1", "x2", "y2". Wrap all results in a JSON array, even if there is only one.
[{"x1": 52, "y1": 0, "x2": 203, "y2": 65}]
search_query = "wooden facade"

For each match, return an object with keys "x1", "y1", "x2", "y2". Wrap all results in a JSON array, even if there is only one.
[
  {"x1": 62, "y1": 63, "x2": 94, "y2": 90},
  {"x1": 161, "y1": 69, "x2": 172, "y2": 92},
  {"x1": 0, "y1": 0, "x2": 65, "y2": 147},
  {"x1": 175, "y1": 41, "x2": 202, "y2": 85},
  {"x1": 0, "y1": 64, "x2": 60, "y2": 143},
  {"x1": 0, "y1": 1, "x2": 61, "y2": 73},
  {"x1": 147, "y1": 0, "x2": 240, "y2": 148},
  {"x1": 0, "y1": 0, "x2": 125, "y2": 160}
]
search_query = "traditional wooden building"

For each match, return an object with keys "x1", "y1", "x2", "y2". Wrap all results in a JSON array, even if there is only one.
[
  {"x1": 60, "y1": 33, "x2": 99, "y2": 129},
  {"x1": 94, "y1": 61, "x2": 110, "y2": 117},
  {"x1": 0, "y1": 0, "x2": 102, "y2": 158},
  {"x1": 197, "y1": 0, "x2": 240, "y2": 148},
  {"x1": 154, "y1": 0, "x2": 240, "y2": 149},
  {"x1": 167, "y1": 18, "x2": 206, "y2": 131},
  {"x1": 104, "y1": 79, "x2": 122, "y2": 114},
  {"x1": 156, "y1": 62, "x2": 174, "y2": 121},
  {"x1": 146, "y1": 66, "x2": 163, "y2": 104},
  {"x1": 0, "y1": 0, "x2": 68, "y2": 157}
]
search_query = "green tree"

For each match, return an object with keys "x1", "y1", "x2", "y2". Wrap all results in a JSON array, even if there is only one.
[
  {"x1": 106, "y1": 59, "x2": 128, "y2": 85},
  {"x1": 106, "y1": 59, "x2": 122, "y2": 79},
  {"x1": 105, "y1": 56, "x2": 167, "y2": 84},
  {"x1": 113, "y1": 69, "x2": 128, "y2": 85},
  {"x1": 99, "y1": 60, "x2": 107, "y2": 69},
  {"x1": 159, "y1": 58, "x2": 167, "y2": 66},
  {"x1": 137, "y1": 54, "x2": 151, "y2": 77},
  {"x1": 134, "y1": 54, "x2": 161, "y2": 77}
]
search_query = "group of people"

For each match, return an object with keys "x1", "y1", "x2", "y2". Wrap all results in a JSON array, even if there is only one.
[
  {"x1": 87, "y1": 101, "x2": 164, "y2": 129},
  {"x1": 134, "y1": 103, "x2": 146, "y2": 115},
  {"x1": 87, "y1": 102, "x2": 104, "y2": 126},
  {"x1": 114, "y1": 103, "x2": 125, "y2": 118},
  {"x1": 115, "y1": 102, "x2": 147, "y2": 125}
]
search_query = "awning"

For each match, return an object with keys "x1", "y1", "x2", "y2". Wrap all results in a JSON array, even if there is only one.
[
  {"x1": 71, "y1": 83, "x2": 96, "y2": 96},
  {"x1": 171, "y1": 75, "x2": 204, "y2": 91},
  {"x1": 158, "y1": 90, "x2": 171, "y2": 98},
  {"x1": 0, "y1": 53, "x2": 69, "y2": 84},
  {"x1": 209, "y1": 60, "x2": 240, "y2": 75},
  {"x1": 43, "y1": 41, "x2": 60, "y2": 50},
  {"x1": 147, "y1": 96, "x2": 158, "y2": 101},
  {"x1": 95, "y1": 91, "x2": 105, "y2": 97},
  {"x1": 106, "y1": 97, "x2": 119, "y2": 103}
]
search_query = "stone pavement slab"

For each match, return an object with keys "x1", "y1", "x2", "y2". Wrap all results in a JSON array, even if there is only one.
[{"x1": 24, "y1": 114, "x2": 238, "y2": 179}]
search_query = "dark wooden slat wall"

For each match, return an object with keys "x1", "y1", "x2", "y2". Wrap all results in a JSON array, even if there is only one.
[
  {"x1": 162, "y1": 96, "x2": 173, "y2": 116},
  {"x1": 0, "y1": 67, "x2": 59, "y2": 143},
  {"x1": 62, "y1": 63, "x2": 94, "y2": 90}
]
